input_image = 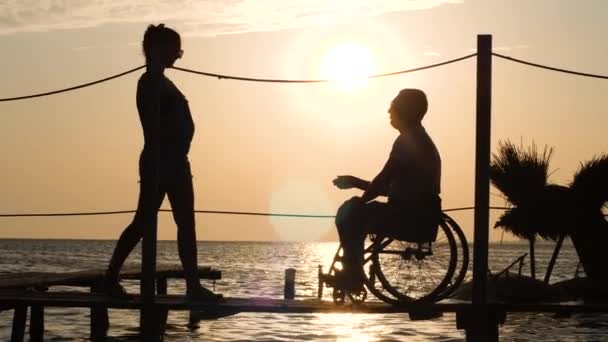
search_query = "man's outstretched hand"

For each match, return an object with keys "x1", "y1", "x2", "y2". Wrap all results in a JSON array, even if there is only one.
[{"x1": 333, "y1": 175, "x2": 365, "y2": 190}]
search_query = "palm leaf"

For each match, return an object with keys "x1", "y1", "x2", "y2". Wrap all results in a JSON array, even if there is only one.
[
  {"x1": 534, "y1": 184, "x2": 573, "y2": 240},
  {"x1": 490, "y1": 140, "x2": 553, "y2": 207},
  {"x1": 495, "y1": 207, "x2": 536, "y2": 240},
  {"x1": 490, "y1": 140, "x2": 564, "y2": 241},
  {"x1": 570, "y1": 154, "x2": 608, "y2": 213}
]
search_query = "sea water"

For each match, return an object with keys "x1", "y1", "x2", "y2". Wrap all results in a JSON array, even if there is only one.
[{"x1": 0, "y1": 239, "x2": 607, "y2": 341}]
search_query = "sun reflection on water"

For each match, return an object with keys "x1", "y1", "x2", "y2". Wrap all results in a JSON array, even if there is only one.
[{"x1": 315, "y1": 313, "x2": 378, "y2": 342}]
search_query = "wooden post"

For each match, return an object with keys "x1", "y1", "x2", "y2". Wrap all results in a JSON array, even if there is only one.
[
  {"x1": 29, "y1": 305, "x2": 44, "y2": 342},
  {"x1": 10, "y1": 306, "x2": 27, "y2": 342},
  {"x1": 470, "y1": 34, "x2": 494, "y2": 342},
  {"x1": 284, "y1": 268, "x2": 296, "y2": 300},
  {"x1": 141, "y1": 212, "x2": 160, "y2": 340},
  {"x1": 141, "y1": 64, "x2": 162, "y2": 341},
  {"x1": 90, "y1": 285, "x2": 109, "y2": 341},
  {"x1": 544, "y1": 235, "x2": 565, "y2": 283},
  {"x1": 157, "y1": 277, "x2": 169, "y2": 337},
  {"x1": 317, "y1": 265, "x2": 324, "y2": 299}
]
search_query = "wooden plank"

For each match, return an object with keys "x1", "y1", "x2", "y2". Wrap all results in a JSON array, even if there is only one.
[
  {"x1": 0, "y1": 265, "x2": 221, "y2": 289},
  {"x1": 1, "y1": 291, "x2": 608, "y2": 314}
]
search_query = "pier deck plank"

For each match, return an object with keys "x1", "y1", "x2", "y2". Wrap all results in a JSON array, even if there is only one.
[
  {"x1": 0, "y1": 265, "x2": 221, "y2": 289},
  {"x1": 1, "y1": 291, "x2": 607, "y2": 314}
]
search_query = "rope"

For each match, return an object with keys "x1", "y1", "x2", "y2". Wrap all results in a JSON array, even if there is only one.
[
  {"x1": 0, "y1": 206, "x2": 509, "y2": 218},
  {"x1": 0, "y1": 66, "x2": 146, "y2": 102},
  {"x1": 4, "y1": 52, "x2": 608, "y2": 102},
  {"x1": 443, "y1": 206, "x2": 510, "y2": 212},
  {"x1": 171, "y1": 53, "x2": 478, "y2": 83},
  {"x1": 493, "y1": 53, "x2": 608, "y2": 80},
  {"x1": 0, "y1": 54, "x2": 476, "y2": 102}
]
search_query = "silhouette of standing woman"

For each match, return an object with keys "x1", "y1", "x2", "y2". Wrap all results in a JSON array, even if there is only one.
[{"x1": 105, "y1": 24, "x2": 217, "y2": 300}]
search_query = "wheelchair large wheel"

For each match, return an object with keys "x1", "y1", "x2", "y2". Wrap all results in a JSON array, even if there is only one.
[
  {"x1": 371, "y1": 218, "x2": 457, "y2": 303},
  {"x1": 362, "y1": 235, "x2": 402, "y2": 304},
  {"x1": 433, "y1": 213, "x2": 469, "y2": 300}
]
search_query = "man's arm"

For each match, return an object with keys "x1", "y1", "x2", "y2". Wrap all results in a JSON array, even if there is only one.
[
  {"x1": 360, "y1": 157, "x2": 399, "y2": 203},
  {"x1": 333, "y1": 175, "x2": 370, "y2": 190}
]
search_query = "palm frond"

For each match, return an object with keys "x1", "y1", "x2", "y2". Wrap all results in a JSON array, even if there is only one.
[
  {"x1": 494, "y1": 207, "x2": 536, "y2": 240},
  {"x1": 490, "y1": 140, "x2": 554, "y2": 207},
  {"x1": 535, "y1": 184, "x2": 573, "y2": 240},
  {"x1": 570, "y1": 154, "x2": 608, "y2": 212}
]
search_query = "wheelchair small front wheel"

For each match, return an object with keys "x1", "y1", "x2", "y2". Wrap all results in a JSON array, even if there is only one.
[
  {"x1": 347, "y1": 288, "x2": 367, "y2": 304},
  {"x1": 332, "y1": 287, "x2": 346, "y2": 305}
]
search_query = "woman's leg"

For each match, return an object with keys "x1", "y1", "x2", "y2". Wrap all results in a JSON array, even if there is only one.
[
  {"x1": 167, "y1": 163, "x2": 208, "y2": 296},
  {"x1": 105, "y1": 219, "x2": 144, "y2": 282},
  {"x1": 106, "y1": 175, "x2": 165, "y2": 283}
]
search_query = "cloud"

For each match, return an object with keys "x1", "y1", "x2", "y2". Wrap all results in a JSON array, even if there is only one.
[{"x1": 0, "y1": 0, "x2": 463, "y2": 36}]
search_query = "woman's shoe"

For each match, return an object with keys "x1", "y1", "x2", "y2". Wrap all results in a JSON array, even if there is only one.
[{"x1": 101, "y1": 278, "x2": 133, "y2": 299}]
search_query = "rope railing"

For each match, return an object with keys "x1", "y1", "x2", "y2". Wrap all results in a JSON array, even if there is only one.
[
  {"x1": 171, "y1": 53, "x2": 478, "y2": 83},
  {"x1": 0, "y1": 54, "x2": 477, "y2": 102},
  {"x1": 0, "y1": 206, "x2": 510, "y2": 218},
  {"x1": 1, "y1": 50, "x2": 605, "y2": 220},
  {"x1": 493, "y1": 53, "x2": 608, "y2": 80},
  {"x1": 0, "y1": 66, "x2": 146, "y2": 102},
  {"x1": 3, "y1": 53, "x2": 607, "y2": 103}
]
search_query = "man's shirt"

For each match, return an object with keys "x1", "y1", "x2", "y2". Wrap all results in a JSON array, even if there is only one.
[{"x1": 387, "y1": 125, "x2": 441, "y2": 203}]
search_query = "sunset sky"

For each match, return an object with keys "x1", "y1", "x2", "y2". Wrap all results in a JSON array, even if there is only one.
[{"x1": 1, "y1": 0, "x2": 606, "y2": 241}]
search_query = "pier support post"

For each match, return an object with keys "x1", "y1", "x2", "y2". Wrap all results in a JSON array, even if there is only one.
[
  {"x1": 284, "y1": 268, "x2": 296, "y2": 300},
  {"x1": 157, "y1": 277, "x2": 169, "y2": 336},
  {"x1": 10, "y1": 305, "x2": 27, "y2": 342},
  {"x1": 141, "y1": 203, "x2": 160, "y2": 341},
  {"x1": 457, "y1": 308, "x2": 505, "y2": 342},
  {"x1": 90, "y1": 285, "x2": 109, "y2": 341},
  {"x1": 29, "y1": 305, "x2": 44, "y2": 342},
  {"x1": 471, "y1": 34, "x2": 493, "y2": 342},
  {"x1": 141, "y1": 66, "x2": 162, "y2": 341}
]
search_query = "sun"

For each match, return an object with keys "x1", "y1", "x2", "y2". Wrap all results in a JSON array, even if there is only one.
[{"x1": 322, "y1": 42, "x2": 376, "y2": 90}]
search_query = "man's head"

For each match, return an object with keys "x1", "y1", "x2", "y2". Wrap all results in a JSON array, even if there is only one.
[{"x1": 388, "y1": 88, "x2": 428, "y2": 130}]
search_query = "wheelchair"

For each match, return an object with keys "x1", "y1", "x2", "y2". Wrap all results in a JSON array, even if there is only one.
[{"x1": 318, "y1": 213, "x2": 469, "y2": 305}]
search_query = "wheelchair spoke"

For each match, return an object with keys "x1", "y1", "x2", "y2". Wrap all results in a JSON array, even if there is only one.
[{"x1": 372, "y1": 221, "x2": 457, "y2": 302}]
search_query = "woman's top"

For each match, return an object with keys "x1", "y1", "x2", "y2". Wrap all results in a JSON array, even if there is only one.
[{"x1": 136, "y1": 71, "x2": 194, "y2": 164}]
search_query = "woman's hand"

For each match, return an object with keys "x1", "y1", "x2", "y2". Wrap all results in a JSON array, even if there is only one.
[{"x1": 333, "y1": 175, "x2": 362, "y2": 190}]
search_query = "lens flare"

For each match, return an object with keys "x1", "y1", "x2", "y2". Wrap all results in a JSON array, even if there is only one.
[{"x1": 269, "y1": 181, "x2": 334, "y2": 241}]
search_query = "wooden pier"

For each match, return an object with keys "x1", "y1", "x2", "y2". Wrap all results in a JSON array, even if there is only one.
[
  {"x1": 2, "y1": 265, "x2": 608, "y2": 341},
  {"x1": 3, "y1": 285, "x2": 608, "y2": 341},
  {"x1": 0, "y1": 265, "x2": 221, "y2": 342}
]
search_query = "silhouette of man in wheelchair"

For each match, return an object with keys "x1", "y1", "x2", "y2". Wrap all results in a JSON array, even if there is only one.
[{"x1": 333, "y1": 88, "x2": 442, "y2": 292}]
